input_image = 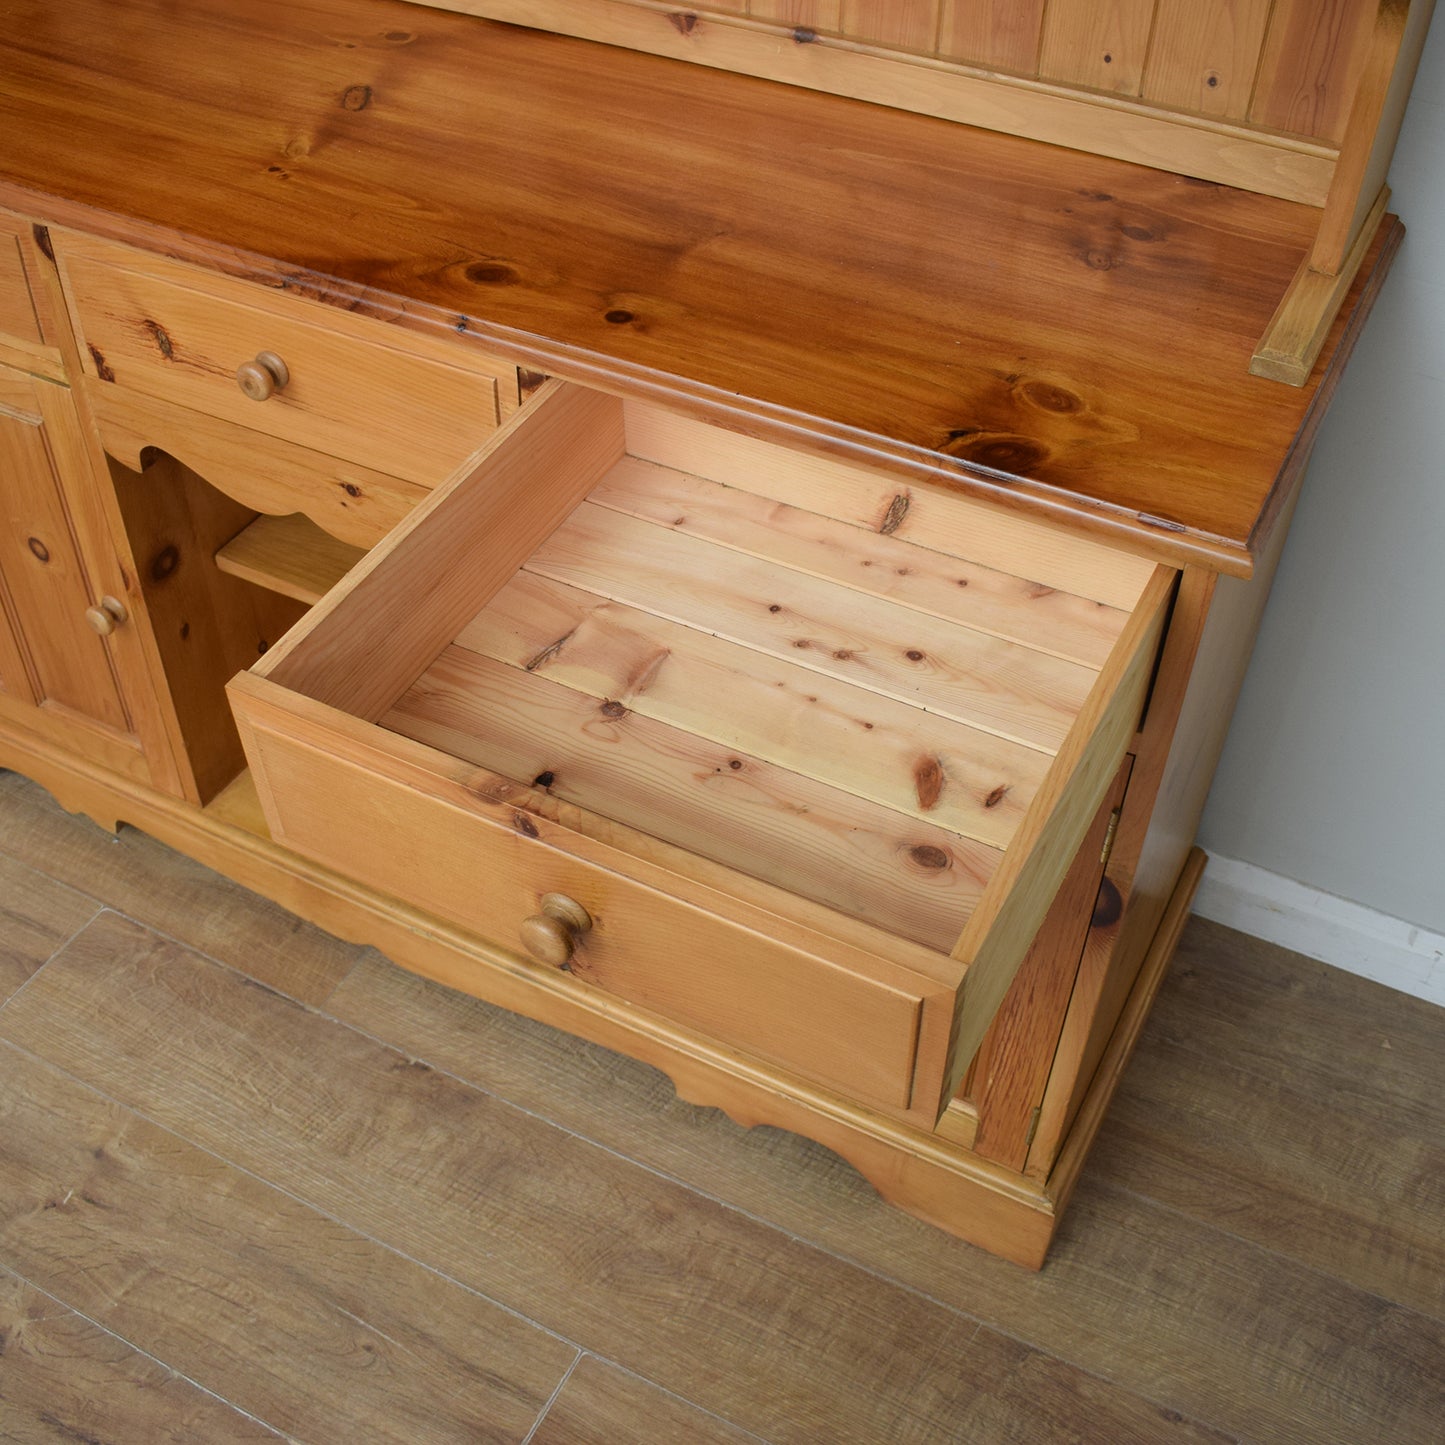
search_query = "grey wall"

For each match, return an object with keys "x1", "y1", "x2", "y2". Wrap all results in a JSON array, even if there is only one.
[{"x1": 1198, "y1": 18, "x2": 1445, "y2": 934}]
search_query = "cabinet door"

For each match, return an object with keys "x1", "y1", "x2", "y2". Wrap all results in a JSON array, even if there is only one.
[{"x1": 0, "y1": 364, "x2": 148, "y2": 777}]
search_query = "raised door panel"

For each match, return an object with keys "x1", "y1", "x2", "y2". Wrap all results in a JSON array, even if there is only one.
[{"x1": 0, "y1": 365, "x2": 146, "y2": 775}]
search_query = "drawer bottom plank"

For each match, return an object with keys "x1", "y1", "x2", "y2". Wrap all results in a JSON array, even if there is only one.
[{"x1": 386, "y1": 645, "x2": 997, "y2": 951}]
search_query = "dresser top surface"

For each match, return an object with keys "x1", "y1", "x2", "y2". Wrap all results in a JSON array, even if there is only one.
[{"x1": 0, "y1": 0, "x2": 1396, "y2": 573}]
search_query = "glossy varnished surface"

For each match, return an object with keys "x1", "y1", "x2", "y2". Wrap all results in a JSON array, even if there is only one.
[{"x1": 0, "y1": 0, "x2": 1396, "y2": 569}]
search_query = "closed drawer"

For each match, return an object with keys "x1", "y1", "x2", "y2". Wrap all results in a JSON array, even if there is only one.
[
  {"x1": 229, "y1": 382, "x2": 1173, "y2": 1121},
  {"x1": 58, "y1": 231, "x2": 520, "y2": 484}
]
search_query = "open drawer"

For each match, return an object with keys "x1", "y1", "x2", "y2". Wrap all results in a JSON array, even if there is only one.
[{"x1": 228, "y1": 381, "x2": 1173, "y2": 1124}]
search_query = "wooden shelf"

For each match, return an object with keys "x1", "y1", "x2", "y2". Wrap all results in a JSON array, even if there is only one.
[
  {"x1": 215, "y1": 513, "x2": 365, "y2": 605},
  {"x1": 202, "y1": 768, "x2": 271, "y2": 839}
]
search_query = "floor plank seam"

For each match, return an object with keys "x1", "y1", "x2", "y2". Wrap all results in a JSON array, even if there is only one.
[
  {"x1": 0, "y1": 1260, "x2": 292, "y2": 1441},
  {"x1": 0, "y1": 898, "x2": 105, "y2": 1012},
  {"x1": 575, "y1": 1354, "x2": 777, "y2": 1444},
  {"x1": 308, "y1": 998, "x2": 1023, "y2": 1309},
  {"x1": 0, "y1": 1033, "x2": 593, "y2": 1363},
  {"x1": 517, "y1": 1351, "x2": 581, "y2": 1445},
  {"x1": 306, "y1": 994, "x2": 1251, "y2": 1438},
  {"x1": 1103, "y1": 1178, "x2": 1443, "y2": 1324}
]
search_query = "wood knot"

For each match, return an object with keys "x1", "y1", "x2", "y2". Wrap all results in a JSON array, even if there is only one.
[
  {"x1": 340, "y1": 84, "x2": 373, "y2": 111},
  {"x1": 604, "y1": 309, "x2": 634, "y2": 325},
  {"x1": 668, "y1": 11, "x2": 699, "y2": 35},
  {"x1": 465, "y1": 261, "x2": 519, "y2": 285},
  {"x1": 532, "y1": 770, "x2": 556, "y2": 789},
  {"x1": 143, "y1": 319, "x2": 175, "y2": 359},
  {"x1": 340, "y1": 481, "x2": 363, "y2": 498},
  {"x1": 945, "y1": 433, "x2": 1049, "y2": 473},
  {"x1": 914, "y1": 757, "x2": 944, "y2": 811},
  {"x1": 26, "y1": 537, "x2": 50, "y2": 563},
  {"x1": 1018, "y1": 379, "x2": 1081, "y2": 414},
  {"x1": 598, "y1": 700, "x2": 628, "y2": 719},
  {"x1": 87, "y1": 344, "x2": 115, "y2": 382},
  {"x1": 878, "y1": 493, "x2": 910, "y2": 534},
  {"x1": 150, "y1": 544, "x2": 180, "y2": 582},
  {"x1": 513, "y1": 811, "x2": 540, "y2": 839},
  {"x1": 983, "y1": 784, "x2": 1010, "y2": 809},
  {"x1": 908, "y1": 844, "x2": 951, "y2": 871},
  {"x1": 1092, "y1": 877, "x2": 1123, "y2": 929}
]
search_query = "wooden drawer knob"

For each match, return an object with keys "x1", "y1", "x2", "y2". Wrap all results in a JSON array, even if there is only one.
[
  {"x1": 235, "y1": 351, "x2": 290, "y2": 401},
  {"x1": 520, "y1": 892, "x2": 592, "y2": 967},
  {"x1": 83, "y1": 595, "x2": 128, "y2": 636}
]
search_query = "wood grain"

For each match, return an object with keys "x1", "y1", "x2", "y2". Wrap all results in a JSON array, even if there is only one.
[
  {"x1": 258, "y1": 381, "x2": 624, "y2": 721},
  {"x1": 529, "y1": 1356, "x2": 758, "y2": 1445},
  {"x1": 1252, "y1": 0, "x2": 1379, "y2": 142},
  {"x1": 322, "y1": 919, "x2": 1445, "y2": 1443},
  {"x1": 946, "y1": 566, "x2": 1173, "y2": 1088},
  {"x1": 235, "y1": 685, "x2": 953, "y2": 1112},
  {"x1": 456, "y1": 569, "x2": 1049, "y2": 848},
  {"x1": 0, "y1": 852, "x2": 96, "y2": 1005},
  {"x1": 92, "y1": 386, "x2": 434, "y2": 550},
  {"x1": 0, "y1": 1270, "x2": 287, "y2": 1443},
  {"x1": 1091, "y1": 916, "x2": 1445, "y2": 1320},
  {"x1": 385, "y1": 643, "x2": 996, "y2": 949},
  {"x1": 1143, "y1": 0, "x2": 1273, "y2": 118},
  {"x1": 1310, "y1": 0, "x2": 1434, "y2": 275},
  {"x1": 965, "y1": 757, "x2": 1132, "y2": 1170},
  {"x1": 59, "y1": 230, "x2": 517, "y2": 482},
  {"x1": 1253, "y1": 185, "x2": 1389, "y2": 384},
  {"x1": 529, "y1": 503, "x2": 1097, "y2": 752},
  {"x1": 214, "y1": 512, "x2": 366, "y2": 605},
  {"x1": 0, "y1": 913, "x2": 1238, "y2": 1443},
  {"x1": 0, "y1": 0, "x2": 1386, "y2": 571},
  {"x1": 839, "y1": 0, "x2": 938, "y2": 50},
  {"x1": 0, "y1": 1035, "x2": 575, "y2": 1442},
  {"x1": 620, "y1": 402, "x2": 1160, "y2": 611},
  {"x1": 106, "y1": 449, "x2": 307, "y2": 804},
  {"x1": 749, "y1": 0, "x2": 842, "y2": 29},
  {"x1": 1040, "y1": 0, "x2": 1156, "y2": 94},
  {"x1": 0, "y1": 770, "x2": 363, "y2": 1007},
  {"x1": 400, "y1": 0, "x2": 1338, "y2": 204},
  {"x1": 937, "y1": 0, "x2": 1046, "y2": 73},
  {"x1": 0, "y1": 368, "x2": 131, "y2": 735},
  {"x1": 0, "y1": 225, "x2": 43, "y2": 346},
  {"x1": 590, "y1": 455, "x2": 1130, "y2": 666}
]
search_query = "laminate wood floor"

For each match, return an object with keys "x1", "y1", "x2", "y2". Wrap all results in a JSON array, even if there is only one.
[{"x1": 0, "y1": 769, "x2": 1440, "y2": 1444}]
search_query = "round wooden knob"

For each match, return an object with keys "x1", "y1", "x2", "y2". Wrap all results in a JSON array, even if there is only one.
[
  {"x1": 235, "y1": 351, "x2": 290, "y2": 401},
  {"x1": 84, "y1": 595, "x2": 128, "y2": 636},
  {"x1": 519, "y1": 892, "x2": 592, "y2": 967}
]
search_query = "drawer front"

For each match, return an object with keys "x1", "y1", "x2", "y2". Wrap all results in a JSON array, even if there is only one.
[
  {"x1": 59, "y1": 234, "x2": 518, "y2": 485},
  {"x1": 233, "y1": 676, "x2": 940, "y2": 1113}
]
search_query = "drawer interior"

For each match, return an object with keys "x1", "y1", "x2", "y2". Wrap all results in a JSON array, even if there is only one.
[
  {"x1": 253, "y1": 381, "x2": 1167, "y2": 960},
  {"x1": 381, "y1": 427, "x2": 1140, "y2": 953}
]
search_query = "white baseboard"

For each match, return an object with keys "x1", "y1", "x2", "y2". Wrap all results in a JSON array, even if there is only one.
[{"x1": 1192, "y1": 854, "x2": 1445, "y2": 1008}]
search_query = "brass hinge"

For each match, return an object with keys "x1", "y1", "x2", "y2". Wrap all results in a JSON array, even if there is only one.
[{"x1": 1099, "y1": 807, "x2": 1122, "y2": 868}]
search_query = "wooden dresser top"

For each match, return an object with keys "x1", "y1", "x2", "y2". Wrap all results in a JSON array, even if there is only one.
[{"x1": 0, "y1": 0, "x2": 1398, "y2": 574}]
